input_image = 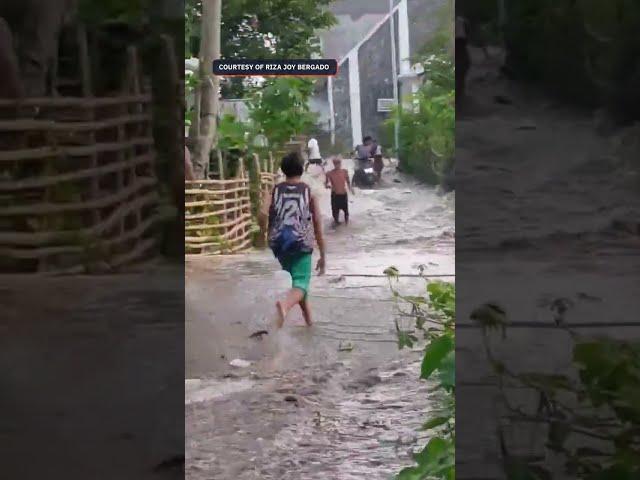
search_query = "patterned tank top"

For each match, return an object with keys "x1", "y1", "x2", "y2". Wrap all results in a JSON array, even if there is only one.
[{"x1": 268, "y1": 182, "x2": 315, "y2": 258}]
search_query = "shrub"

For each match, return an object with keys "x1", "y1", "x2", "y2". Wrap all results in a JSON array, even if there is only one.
[
  {"x1": 385, "y1": 267, "x2": 455, "y2": 480},
  {"x1": 386, "y1": 54, "x2": 454, "y2": 184}
]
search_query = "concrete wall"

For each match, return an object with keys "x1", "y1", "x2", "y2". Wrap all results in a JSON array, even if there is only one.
[
  {"x1": 309, "y1": 94, "x2": 331, "y2": 132},
  {"x1": 408, "y1": 0, "x2": 448, "y2": 58},
  {"x1": 331, "y1": 60, "x2": 352, "y2": 153},
  {"x1": 321, "y1": 13, "x2": 384, "y2": 61},
  {"x1": 316, "y1": 0, "x2": 447, "y2": 152},
  {"x1": 219, "y1": 100, "x2": 250, "y2": 122},
  {"x1": 320, "y1": 0, "x2": 403, "y2": 61},
  {"x1": 358, "y1": 19, "x2": 394, "y2": 145}
]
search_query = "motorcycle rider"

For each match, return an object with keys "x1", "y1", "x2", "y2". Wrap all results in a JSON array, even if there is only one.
[
  {"x1": 355, "y1": 136, "x2": 373, "y2": 161},
  {"x1": 353, "y1": 136, "x2": 375, "y2": 187}
]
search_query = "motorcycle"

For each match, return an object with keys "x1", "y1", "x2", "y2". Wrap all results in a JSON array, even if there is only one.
[{"x1": 352, "y1": 157, "x2": 376, "y2": 188}]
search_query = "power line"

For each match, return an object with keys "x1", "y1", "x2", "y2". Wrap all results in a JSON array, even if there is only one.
[
  {"x1": 458, "y1": 322, "x2": 640, "y2": 329},
  {"x1": 323, "y1": 273, "x2": 455, "y2": 278}
]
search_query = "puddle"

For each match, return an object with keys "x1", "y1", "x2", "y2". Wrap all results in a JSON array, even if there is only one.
[{"x1": 185, "y1": 378, "x2": 255, "y2": 405}]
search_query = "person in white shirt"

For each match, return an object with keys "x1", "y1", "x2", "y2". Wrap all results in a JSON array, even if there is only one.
[{"x1": 305, "y1": 137, "x2": 323, "y2": 173}]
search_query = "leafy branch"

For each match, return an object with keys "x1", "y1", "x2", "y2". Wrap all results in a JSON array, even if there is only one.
[
  {"x1": 385, "y1": 266, "x2": 455, "y2": 480},
  {"x1": 471, "y1": 302, "x2": 640, "y2": 479}
]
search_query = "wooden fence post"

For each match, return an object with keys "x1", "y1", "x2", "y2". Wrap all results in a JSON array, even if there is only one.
[{"x1": 216, "y1": 148, "x2": 224, "y2": 179}]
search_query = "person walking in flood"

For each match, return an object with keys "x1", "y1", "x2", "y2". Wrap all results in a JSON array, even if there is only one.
[
  {"x1": 305, "y1": 136, "x2": 324, "y2": 174},
  {"x1": 355, "y1": 136, "x2": 373, "y2": 162},
  {"x1": 372, "y1": 139, "x2": 384, "y2": 182},
  {"x1": 259, "y1": 152, "x2": 326, "y2": 328},
  {"x1": 325, "y1": 156, "x2": 353, "y2": 226}
]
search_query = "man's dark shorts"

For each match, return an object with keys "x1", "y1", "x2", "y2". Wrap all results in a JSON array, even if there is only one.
[{"x1": 331, "y1": 192, "x2": 348, "y2": 220}]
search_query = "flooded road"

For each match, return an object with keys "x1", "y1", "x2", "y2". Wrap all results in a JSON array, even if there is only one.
[
  {"x1": 1, "y1": 266, "x2": 184, "y2": 479},
  {"x1": 456, "y1": 48, "x2": 640, "y2": 479},
  {"x1": 185, "y1": 161, "x2": 454, "y2": 479}
]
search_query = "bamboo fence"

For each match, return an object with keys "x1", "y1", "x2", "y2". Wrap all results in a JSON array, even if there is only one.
[
  {"x1": 185, "y1": 153, "x2": 279, "y2": 255},
  {"x1": 257, "y1": 151, "x2": 277, "y2": 203},
  {"x1": 0, "y1": 47, "x2": 159, "y2": 273},
  {"x1": 185, "y1": 159, "x2": 251, "y2": 255}
]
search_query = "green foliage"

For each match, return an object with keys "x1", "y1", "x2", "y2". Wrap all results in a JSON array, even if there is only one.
[
  {"x1": 206, "y1": 77, "x2": 315, "y2": 156},
  {"x1": 185, "y1": 0, "x2": 201, "y2": 57},
  {"x1": 386, "y1": 268, "x2": 455, "y2": 480},
  {"x1": 185, "y1": 0, "x2": 336, "y2": 97},
  {"x1": 78, "y1": 0, "x2": 151, "y2": 25},
  {"x1": 217, "y1": 114, "x2": 252, "y2": 151},
  {"x1": 397, "y1": 437, "x2": 455, "y2": 480},
  {"x1": 386, "y1": 0, "x2": 454, "y2": 185},
  {"x1": 415, "y1": 0, "x2": 454, "y2": 58},
  {"x1": 421, "y1": 333, "x2": 454, "y2": 381},
  {"x1": 387, "y1": 56, "x2": 454, "y2": 184},
  {"x1": 502, "y1": 0, "x2": 640, "y2": 121},
  {"x1": 427, "y1": 281, "x2": 456, "y2": 321},
  {"x1": 457, "y1": 0, "x2": 499, "y2": 24},
  {"x1": 248, "y1": 77, "x2": 317, "y2": 149},
  {"x1": 477, "y1": 305, "x2": 640, "y2": 479},
  {"x1": 220, "y1": 0, "x2": 335, "y2": 59},
  {"x1": 184, "y1": 72, "x2": 200, "y2": 128}
]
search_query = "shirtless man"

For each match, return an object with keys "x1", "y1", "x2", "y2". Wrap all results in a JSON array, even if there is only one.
[{"x1": 325, "y1": 156, "x2": 353, "y2": 226}]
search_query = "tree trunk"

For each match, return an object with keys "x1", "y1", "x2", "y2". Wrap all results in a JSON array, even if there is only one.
[
  {"x1": 191, "y1": 0, "x2": 221, "y2": 179},
  {"x1": 0, "y1": 18, "x2": 23, "y2": 98}
]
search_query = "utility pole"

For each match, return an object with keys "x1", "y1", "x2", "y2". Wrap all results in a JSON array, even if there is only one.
[
  {"x1": 192, "y1": 0, "x2": 221, "y2": 179},
  {"x1": 389, "y1": 0, "x2": 400, "y2": 160}
]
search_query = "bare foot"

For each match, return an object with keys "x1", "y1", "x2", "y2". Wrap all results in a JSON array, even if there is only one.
[
  {"x1": 275, "y1": 300, "x2": 286, "y2": 328},
  {"x1": 299, "y1": 299, "x2": 313, "y2": 326}
]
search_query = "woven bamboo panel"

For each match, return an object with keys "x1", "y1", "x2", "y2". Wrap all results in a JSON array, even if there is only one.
[
  {"x1": 257, "y1": 151, "x2": 277, "y2": 201},
  {"x1": 0, "y1": 95, "x2": 158, "y2": 273},
  {"x1": 185, "y1": 153, "x2": 280, "y2": 255},
  {"x1": 185, "y1": 175, "x2": 253, "y2": 255}
]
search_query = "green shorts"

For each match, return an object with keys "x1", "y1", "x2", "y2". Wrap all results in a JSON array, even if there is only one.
[{"x1": 278, "y1": 252, "x2": 312, "y2": 298}]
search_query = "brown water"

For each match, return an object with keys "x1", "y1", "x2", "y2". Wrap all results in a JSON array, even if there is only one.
[
  {"x1": 456, "y1": 47, "x2": 640, "y2": 479},
  {"x1": 0, "y1": 266, "x2": 185, "y2": 479},
  {"x1": 185, "y1": 161, "x2": 455, "y2": 479}
]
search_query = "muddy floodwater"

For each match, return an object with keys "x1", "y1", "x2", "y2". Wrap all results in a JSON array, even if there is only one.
[
  {"x1": 185, "y1": 159, "x2": 455, "y2": 479},
  {"x1": 456, "y1": 48, "x2": 640, "y2": 479},
  {"x1": 1, "y1": 267, "x2": 184, "y2": 479}
]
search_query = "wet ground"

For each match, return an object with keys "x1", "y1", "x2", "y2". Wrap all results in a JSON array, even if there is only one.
[
  {"x1": 185, "y1": 160, "x2": 454, "y2": 479},
  {"x1": 456, "y1": 47, "x2": 640, "y2": 478},
  {"x1": 0, "y1": 265, "x2": 184, "y2": 479}
]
